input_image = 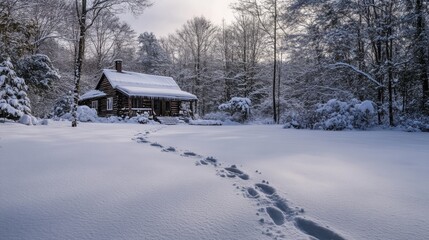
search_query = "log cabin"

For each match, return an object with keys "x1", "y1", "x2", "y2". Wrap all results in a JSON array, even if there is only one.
[{"x1": 79, "y1": 60, "x2": 197, "y2": 117}]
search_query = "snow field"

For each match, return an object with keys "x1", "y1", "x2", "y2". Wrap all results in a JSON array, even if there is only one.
[
  {"x1": 0, "y1": 122, "x2": 272, "y2": 240},
  {"x1": 1, "y1": 122, "x2": 428, "y2": 240},
  {"x1": 148, "y1": 125, "x2": 429, "y2": 240}
]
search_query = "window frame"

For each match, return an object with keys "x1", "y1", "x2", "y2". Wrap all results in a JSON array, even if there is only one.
[
  {"x1": 91, "y1": 100, "x2": 98, "y2": 110},
  {"x1": 107, "y1": 97, "x2": 113, "y2": 111}
]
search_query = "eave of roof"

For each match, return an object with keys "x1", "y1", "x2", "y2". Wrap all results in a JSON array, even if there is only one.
[{"x1": 117, "y1": 85, "x2": 197, "y2": 101}]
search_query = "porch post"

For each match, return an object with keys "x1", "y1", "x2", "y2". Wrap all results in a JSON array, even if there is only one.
[
  {"x1": 128, "y1": 97, "x2": 132, "y2": 116},
  {"x1": 151, "y1": 99, "x2": 154, "y2": 116}
]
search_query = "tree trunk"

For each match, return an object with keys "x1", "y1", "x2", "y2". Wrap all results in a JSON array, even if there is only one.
[
  {"x1": 72, "y1": 0, "x2": 87, "y2": 127},
  {"x1": 277, "y1": 54, "x2": 281, "y2": 123},
  {"x1": 415, "y1": 0, "x2": 429, "y2": 111},
  {"x1": 272, "y1": 0, "x2": 277, "y2": 123},
  {"x1": 386, "y1": 2, "x2": 394, "y2": 126}
]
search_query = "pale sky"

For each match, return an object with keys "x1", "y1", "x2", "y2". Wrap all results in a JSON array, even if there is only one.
[{"x1": 121, "y1": 0, "x2": 236, "y2": 37}]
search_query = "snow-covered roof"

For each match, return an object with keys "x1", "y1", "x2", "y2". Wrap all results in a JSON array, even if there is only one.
[
  {"x1": 80, "y1": 90, "x2": 106, "y2": 101},
  {"x1": 103, "y1": 69, "x2": 197, "y2": 100}
]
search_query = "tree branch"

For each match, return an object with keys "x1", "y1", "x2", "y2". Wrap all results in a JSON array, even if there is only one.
[{"x1": 329, "y1": 62, "x2": 384, "y2": 88}]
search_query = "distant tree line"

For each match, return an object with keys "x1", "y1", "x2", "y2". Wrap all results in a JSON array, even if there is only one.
[{"x1": 1, "y1": 0, "x2": 428, "y2": 127}]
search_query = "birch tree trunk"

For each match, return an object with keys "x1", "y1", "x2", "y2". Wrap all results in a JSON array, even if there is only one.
[{"x1": 72, "y1": 0, "x2": 87, "y2": 127}]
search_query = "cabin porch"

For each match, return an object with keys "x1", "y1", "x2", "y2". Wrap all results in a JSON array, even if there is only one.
[{"x1": 119, "y1": 96, "x2": 197, "y2": 117}]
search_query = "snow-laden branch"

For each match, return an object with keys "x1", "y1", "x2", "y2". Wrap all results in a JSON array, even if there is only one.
[
  {"x1": 32, "y1": 35, "x2": 77, "y2": 45},
  {"x1": 329, "y1": 62, "x2": 384, "y2": 88}
]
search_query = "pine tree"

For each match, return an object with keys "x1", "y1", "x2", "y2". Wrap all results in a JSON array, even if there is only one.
[
  {"x1": 0, "y1": 57, "x2": 31, "y2": 120},
  {"x1": 138, "y1": 32, "x2": 170, "y2": 74}
]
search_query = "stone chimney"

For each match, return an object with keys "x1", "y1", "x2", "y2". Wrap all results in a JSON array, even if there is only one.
[{"x1": 114, "y1": 59, "x2": 123, "y2": 72}]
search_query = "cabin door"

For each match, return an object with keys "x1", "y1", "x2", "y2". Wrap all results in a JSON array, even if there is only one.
[
  {"x1": 153, "y1": 100, "x2": 171, "y2": 116},
  {"x1": 154, "y1": 100, "x2": 161, "y2": 116}
]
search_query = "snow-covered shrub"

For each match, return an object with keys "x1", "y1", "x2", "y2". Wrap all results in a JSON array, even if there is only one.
[
  {"x1": 60, "y1": 105, "x2": 97, "y2": 122},
  {"x1": 280, "y1": 100, "x2": 311, "y2": 129},
  {"x1": 354, "y1": 100, "x2": 377, "y2": 128},
  {"x1": 106, "y1": 116, "x2": 122, "y2": 123},
  {"x1": 136, "y1": 114, "x2": 149, "y2": 124},
  {"x1": 50, "y1": 94, "x2": 73, "y2": 118},
  {"x1": 128, "y1": 112, "x2": 150, "y2": 124},
  {"x1": 39, "y1": 119, "x2": 49, "y2": 125},
  {"x1": 399, "y1": 117, "x2": 429, "y2": 132},
  {"x1": 76, "y1": 106, "x2": 97, "y2": 122},
  {"x1": 313, "y1": 99, "x2": 377, "y2": 130},
  {"x1": 218, "y1": 97, "x2": 251, "y2": 123},
  {"x1": 0, "y1": 58, "x2": 32, "y2": 120},
  {"x1": 282, "y1": 110, "x2": 309, "y2": 129},
  {"x1": 18, "y1": 114, "x2": 38, "y2": 125}
]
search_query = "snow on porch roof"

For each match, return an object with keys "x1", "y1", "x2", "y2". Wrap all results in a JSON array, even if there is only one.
[
  {"x1": 79, "y1": 90, "x2": 106, "y2": 101},
  {"x1": 103, "y1": 69, "x2": 197, "y2": 100}
]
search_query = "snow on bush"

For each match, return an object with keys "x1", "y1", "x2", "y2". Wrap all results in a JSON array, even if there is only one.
[
  {"x1": 399, "y1": 117, "x2": 429, "y2": 132},
  {"x1": 313, "y1": 99, "x2": 377, "y2": 130},
  {"x1": 218, "y1": 97, "x2": 251, "y2": 123},
  {"x1": 50, "y1": 94, "x2": 73, "y2": 118},
  {"x1": 60, "y1": 106, "x2": 97, "y2": 122},
  {"x1": 282, "y1": 109, "x2": 309, "y2": 129},
  {"x1": 39, "y1": 119, "x2": 49, "y2": 125},
  {"x1": 0, "y1": 58, "x2": 32, "y2": 120},
  {"x1": 77, "y1": 106, "x2": 97, "y2": 122},
  {"x1": 18, "y1": 114, "x2": 38, "y2": 125},
  {"x1": 128, "y1": 113, "x2": 150, "y2": 124}
]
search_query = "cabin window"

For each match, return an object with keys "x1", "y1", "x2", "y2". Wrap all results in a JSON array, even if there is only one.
[
  {"x1": 107, "y1": 97, "x2": 113, "y2": 110},
  {"x1": 91, "y1": 100, "x2": 98, "y2": 110}
]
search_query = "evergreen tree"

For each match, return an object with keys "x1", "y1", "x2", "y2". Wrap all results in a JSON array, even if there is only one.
[
  {"x1": 0, "y1": 57, "x2": 31, "y2": 120},
  {"x1": 16, "y1": 54, "x2": 60, "y2": 91},
  {"x1": 137, "y1": 32, "x2": 170, "y2": 74}
]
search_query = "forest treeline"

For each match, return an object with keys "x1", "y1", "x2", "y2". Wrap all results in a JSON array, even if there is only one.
[{"x1": 1, "y1": 0, "x2": 428, "y2": 128}]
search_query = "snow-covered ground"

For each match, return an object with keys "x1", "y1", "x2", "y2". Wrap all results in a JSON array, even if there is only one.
[{"x1": 1, "y1": 122, "x2": 428, "y2": 240}]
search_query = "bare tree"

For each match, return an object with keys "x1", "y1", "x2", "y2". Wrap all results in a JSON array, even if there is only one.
[
  {"x1": 87, "y1": 11, "x2": 135, "y2": 70},
  {"x1": 71, "y1": 0, "x2": 151, "y2": 127},
  {"x1": 175, "y1": 16, "x2": 218, "y2": 115},
  {"x1": 233, "y1": 0, "x2": 286, "y2": 123}
]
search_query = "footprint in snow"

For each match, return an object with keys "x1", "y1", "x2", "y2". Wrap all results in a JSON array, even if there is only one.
[
  {"x1": 182, "y1": 151, "x2": 199, "y2": 157},
  {"x1": 266, "y1": 206, "x2": 285, "y2": 226},
  {"x1": 294, "y1": 217, "x2": 346, "y2": 240},
  {"x1": 255, "y1": 183, "x2": 276, "y2": 196},
  {"x1": 150, "y1": 143, "x2": 163, "y2": 148},
  {"x1": 132, "y1": 130, "x2": 346, "y2": 240},
  {"x1": 199, "y1": 156, "x2": 218, "y2": 166},
  {"x1": 246, "y1": 187, "x2": 260, "y2": 198},
  {"x1": 136, "y1": 137, "x2": 149, "y2": 143},
  {"x1": 162, "y1": 147, "x2": 176, "y2": 152},
  {"x1": 274, "y1": 197, "x2": 296, "y2": 217},
  {"x1": 224, "y1": 165, "x2": 249, "y2": 180}
]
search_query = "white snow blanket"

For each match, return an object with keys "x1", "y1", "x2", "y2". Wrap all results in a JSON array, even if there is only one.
[{"x1": 1, "y1": 123, "x2": 428, "y2": 240}]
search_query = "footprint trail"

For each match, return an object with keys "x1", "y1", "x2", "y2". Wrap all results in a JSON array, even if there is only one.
[{"x1": 133, "y1": 129, "x2": 347, "y2": 240}]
